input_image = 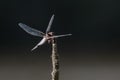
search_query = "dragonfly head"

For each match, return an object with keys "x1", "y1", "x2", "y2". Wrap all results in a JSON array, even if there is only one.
[{"x1": 47, "y1": 32, "x2": 54, "y2": 36}]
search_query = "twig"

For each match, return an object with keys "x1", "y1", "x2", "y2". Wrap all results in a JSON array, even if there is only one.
[{"x1": 51, "y1": 38, "x2": 59, "y2": 80}]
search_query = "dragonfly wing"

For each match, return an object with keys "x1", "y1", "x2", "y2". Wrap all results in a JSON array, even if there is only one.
[
  {"x1": 31, "y1": 38, "x2": 47, "y2": 51},
  {"x1": 31, "y1": 45, "x2": 38, "y2": 51},
  {"x1": 52, "y1": 34, "x2": 72, "y2": 38},
  {"x1": 18, "y1": 23, "x2": 44, "y2": 37},
  {"x1": 46, "y1": 14, "x2": 54, "y2": 33}
]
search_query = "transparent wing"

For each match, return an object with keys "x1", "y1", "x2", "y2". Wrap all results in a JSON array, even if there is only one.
[
  {"x1": 46, "y1": 14, "x2": 54, "y2": 33},
  {"x1": 31, "y1": 38, "x2": 47, "y2": 51},
  {"x1": 52, "y1": 34, "x2": 72, "y2": 38},
  {"x1": 18, "y1": 23, "x2": 44, "y2": 37}
]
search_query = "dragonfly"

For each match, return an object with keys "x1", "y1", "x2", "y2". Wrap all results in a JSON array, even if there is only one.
[{"x1": 18, "y1": 14, "x2": 72, "y2": 51}]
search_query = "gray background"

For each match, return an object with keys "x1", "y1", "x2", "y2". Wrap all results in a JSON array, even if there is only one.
[{"x1": 0, "y1": 0, "x2": 120, "y2": 80}]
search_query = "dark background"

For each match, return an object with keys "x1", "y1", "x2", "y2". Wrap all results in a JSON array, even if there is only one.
[{"x1": 0, "y1": 0, "x2": 120, "y2": 80}]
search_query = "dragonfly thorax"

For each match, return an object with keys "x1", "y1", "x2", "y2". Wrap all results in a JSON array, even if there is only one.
[{"x1": 44, "y1": 32, "x2": 54, "y2": 43}]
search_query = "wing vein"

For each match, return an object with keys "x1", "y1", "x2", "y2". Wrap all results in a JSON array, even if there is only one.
[{"x1": 18, "y1": 23, "x2": 44, "y2": 37}]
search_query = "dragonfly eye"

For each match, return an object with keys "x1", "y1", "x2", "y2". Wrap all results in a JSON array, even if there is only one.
[{"x1": 48, "y1": 32, "x2": 54, "y2": 36}]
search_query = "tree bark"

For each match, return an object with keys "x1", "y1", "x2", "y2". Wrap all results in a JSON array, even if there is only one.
[{"x1": 51, "y1": 39, "x2": 59, "y2": 80}]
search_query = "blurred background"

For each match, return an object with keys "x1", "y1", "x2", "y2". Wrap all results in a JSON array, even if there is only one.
[{"x1": 0, "y1": 0, "x2": 120, "y2": 80}]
